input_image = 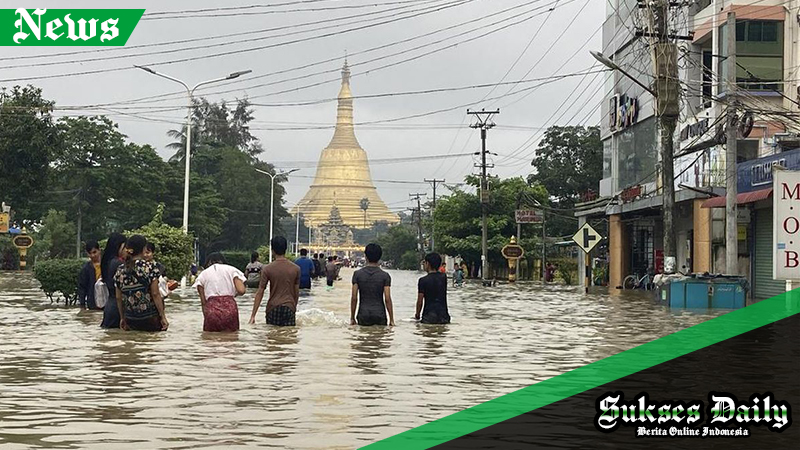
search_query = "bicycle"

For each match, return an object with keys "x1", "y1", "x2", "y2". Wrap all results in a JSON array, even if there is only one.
[{"x1": 623, "y1": 272, "x2": 653, "y2": 290}]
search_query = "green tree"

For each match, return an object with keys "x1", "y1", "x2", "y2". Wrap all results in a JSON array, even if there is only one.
[
  {"x1": 167, "y1": 98, "x2": 263, "y2": 160},
  {"x1": 528, "y1": 125, "x2": 602, "y2": 238},
  {"x1": 0, "y1": 86, "x2": 59, "y2": 219},
  {"x1": 34, "y1": 209, "x2": 77, "y2": 260},
  {"x1": 52, "y1": 116, "x2": 169, "y2": 239},
  {"x1": 127, "y1": 204, "x2": 194, "y2": 280},
  {"x1": 164, "y1": 98, "x2": 287, "y2": 254},
  {"x1": 376, "y1": 224, "x2": 419, "y2": 270},
  {"x1": 433, "y1": 176, "x2": 549, "y2": 274}
]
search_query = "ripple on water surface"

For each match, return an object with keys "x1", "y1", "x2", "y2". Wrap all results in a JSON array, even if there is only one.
[{"x1": 0, "y1": 270, "x2": 726, "y2": 449}]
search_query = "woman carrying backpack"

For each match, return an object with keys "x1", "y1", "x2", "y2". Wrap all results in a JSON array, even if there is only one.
[{"x1": 113, "y1": 235, "x2": 169, "y2": 332}]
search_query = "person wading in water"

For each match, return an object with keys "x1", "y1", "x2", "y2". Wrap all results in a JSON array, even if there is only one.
[
  {"x1": 114, "y1": 235, "x2": 169, "y2": 332},
  {"x1": 244, "y1": 252, "x2": 264, "y2": 288},
  {"x1": 415, "y1": 252, "x2": 451, "y2": 324},
  {"x1": 351, "y1": 243, "x2": 394, "y2": 326},
  {"x1": 100, "y1": 233, "x2": 127, "y2": 329},
  {"x1": 325, "y1": 256, "x2": 337, "y2": 287},
  {"x1": 193, "y1": 253, "x2": 246, "y2": 332},
  {"x1": 249, "y1": 236, "x2": 300, "y2": 326},
  {"x1": 294, "y1": 248, "x2": 315, "y2": 290},
  {"x1": 77, "y1": 240, "x2": 102, "y2": 310}
]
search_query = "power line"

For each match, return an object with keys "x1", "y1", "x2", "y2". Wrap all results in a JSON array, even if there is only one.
[{"x1": 0, "y1": 0, "x2": 475, "y2": 83}]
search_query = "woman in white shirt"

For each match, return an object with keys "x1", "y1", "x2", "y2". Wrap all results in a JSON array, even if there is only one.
[{"x1": 193, "y1": 253, "x2": 247, "y2": 332}]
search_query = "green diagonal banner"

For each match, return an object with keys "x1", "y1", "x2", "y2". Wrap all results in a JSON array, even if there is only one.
[
  {"x1": 363, "y1": 291, "x2": 800, "y2": 449},
  {"x1": 1, "y1": 9, "x2": 144, "y2": 46}
]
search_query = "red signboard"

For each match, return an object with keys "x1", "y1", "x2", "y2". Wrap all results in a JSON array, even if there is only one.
[
  {"x1": 515, "y1": 209, "x2": 543, "y2": 223},
  {"x1": 620, "y1": 185, "x2": 643, "y2": 203},
  {"x1": 654, "y1": 249, "x2": 664, "y2": 274}
]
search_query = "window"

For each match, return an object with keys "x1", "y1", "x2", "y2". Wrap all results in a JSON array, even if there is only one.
[
  {"x1": 737, "y1": 21, "x2": 778, "y2": 42},
  {"x1": 702, "y1": 50, "x2": 713, "y2": 103},
  {"x1": 617, "y1": 117, "x2": 657, "y2": 189},
  {"x1": 721, "y1": 20, "x2": 783, "y2": 91},
  {"x1": 603, "y1": 139, "x2": 612, "y2": 179},
  {"x1": 737, "y1": 140, "x2": 758, "y2": 163}
]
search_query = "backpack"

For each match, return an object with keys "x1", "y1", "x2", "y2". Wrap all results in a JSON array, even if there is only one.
[{"x1": 94, "y1": 278, "x2": 109, "y2": 309}]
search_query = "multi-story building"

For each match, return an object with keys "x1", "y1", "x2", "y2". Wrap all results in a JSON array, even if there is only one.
[{"x1": 578, "y1": 0, "x2": 799, "y2": 299}]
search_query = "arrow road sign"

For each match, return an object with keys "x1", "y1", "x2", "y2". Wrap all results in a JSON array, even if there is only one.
[{"x1": 572, "y1": 223, "x2": 602, "y2": 254}]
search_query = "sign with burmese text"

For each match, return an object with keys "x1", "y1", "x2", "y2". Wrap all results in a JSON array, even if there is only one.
[
  {"x1": 2, "y1": 9, "x2": 144, "y2": 46},
  {"x1": 773, "y1": 168, "x2": 800, "y2": 279}
]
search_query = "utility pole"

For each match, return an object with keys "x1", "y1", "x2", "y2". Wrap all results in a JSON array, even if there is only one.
[
  {"x1": 649, "y1": 0, "x2": 681, "y2": 273},
  {"x1": 424, "y1": 178, "x2": 445, "y2": 252},
  {"x1": 468, "y1": 108, "x2": 499, "y2": 285},
  {"x1": 75, "y1": 188, "x2": 82, "y2": 259},
  {"x1": 409, "y1": 193, "x2": 427, "y2": 264},
  {"x1": 725, "y1": 11, "x2": 738, "y2": 275}
]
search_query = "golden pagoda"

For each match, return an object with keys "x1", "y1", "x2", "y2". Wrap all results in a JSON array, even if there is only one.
[{"x1": 293, "y1": 61, "x2": 399, "y2": 228}]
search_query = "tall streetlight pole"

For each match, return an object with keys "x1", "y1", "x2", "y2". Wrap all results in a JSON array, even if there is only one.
[
  {"x1": 135, "y1": 66, "x2": 252, "y2": 235},
  {"x1": 256, "y1": 168, "x2": 299, "y2": 263}
]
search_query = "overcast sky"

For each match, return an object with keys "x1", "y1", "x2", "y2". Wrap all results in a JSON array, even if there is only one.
[{"x1": 3, "y1": 0, "x2": 604, "y2": 212}]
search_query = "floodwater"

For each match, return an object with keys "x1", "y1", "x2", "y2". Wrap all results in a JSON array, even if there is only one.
[{"x1": 0, "y1": 269, "x2": 728, "y2": 449}]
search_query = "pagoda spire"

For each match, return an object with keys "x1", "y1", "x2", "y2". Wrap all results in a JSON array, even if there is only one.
[{"x1": 326, "y1": 59, "x2": 360, "y2": 149}]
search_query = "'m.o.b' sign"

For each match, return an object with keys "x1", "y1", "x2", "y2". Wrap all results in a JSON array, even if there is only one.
[{"x1": 773, "y1": 168, "x2": 800, "y2": 279}]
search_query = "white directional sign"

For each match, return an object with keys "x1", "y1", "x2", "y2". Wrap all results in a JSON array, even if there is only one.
[{"x1": 572, "y1": 223, "x2": 602, "y2": 254}]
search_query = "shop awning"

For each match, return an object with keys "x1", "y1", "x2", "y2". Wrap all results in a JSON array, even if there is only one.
[{"x1": 701, "y1": 188, "x2": 773, "y2": 208}]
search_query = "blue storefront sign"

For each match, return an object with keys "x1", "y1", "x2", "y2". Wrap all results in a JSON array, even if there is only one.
[{"x1": 737, "y1": 148, "x2": 800, "y2": 193}]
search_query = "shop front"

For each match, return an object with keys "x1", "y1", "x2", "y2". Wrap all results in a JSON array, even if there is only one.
[{"x1": 702, "y1": 148, "x2": 800, "y2": 300}]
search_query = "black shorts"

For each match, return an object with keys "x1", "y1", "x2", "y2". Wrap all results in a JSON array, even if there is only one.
[
  {"x1": 326, "y1": 278, "x2": 334, "y2": 287},
  {"x1": 357, "y1": 314, "x2": 387, "y2": 326},
  {"x1": 266, "y1": 306, "x2": 296, "y2": 326},
  {"x1": 421, "y1": 312, "x2": 450, "y2": 325}
]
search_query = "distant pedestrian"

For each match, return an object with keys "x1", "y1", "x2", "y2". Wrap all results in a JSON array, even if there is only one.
[
  {"x1": 311, "y1": 253, "x2": 322, "y2": 279},
  {"x1": 326, "y1": 256, "x2": 337, "y2": 287},
  {"x1": 194, "y1": 253, "x2": 246, "y2": 332},
  {"x1": 100, "y1": 233, "x2": 127, "y2": 329},
  {"x1": 439, "y1": 262, "x2": 447, "y2": 274},
  {"x1": 295, "y1": 248, "x2": 315, "y2": 289},
  {"x1": 461, "y1": 262, "x2": 469, "y2": 279},
  {"x1": 333, "y1": 255, "x2": 342, "y2": 280},
  {"x1": 144, "y1": 242, "x2": 178, "y2": 298},
  {"x1": 351, "y1": 243, "x2": 394, "y2": 326},
  {"x1": 77, "y1": 240, "x2": 102, "y2": 310},
  {"x1": 545, "y1": 262, "x2": 555, "y2": 283},
  {"x1": 318, "y1": 253, "x2": 327, "y2": 279},
  {"x1": 249, "y1": 236, "x2": 300, "y2": 326},
  {"x1": 114, "y1": 235, "x2": 169, "y2": 332},
  {"x1": 415, "y1": 253, "x2": 450, "y2": 324},
  {"x1": 453, "y1": 265, "x2": 464, "y2": 287},
  {"x1": 244, "y1": 252, "x2": 264, "y2": 288}
]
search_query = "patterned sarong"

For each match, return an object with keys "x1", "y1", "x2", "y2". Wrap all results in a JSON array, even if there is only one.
[{"x1": 204, "y1": 296, "x2": 240, "y2": 332}]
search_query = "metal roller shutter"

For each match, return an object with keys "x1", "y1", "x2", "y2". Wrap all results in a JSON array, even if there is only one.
[{"x1": 754, "y1": 209, "x2": 784, "y2": 300}]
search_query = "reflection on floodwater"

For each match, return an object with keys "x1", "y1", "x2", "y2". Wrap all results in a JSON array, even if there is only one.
[{"x1": 0, "y1": 270, "x2": 727, "y2": 449}]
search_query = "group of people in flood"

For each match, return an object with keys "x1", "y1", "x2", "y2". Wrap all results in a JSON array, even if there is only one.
[{"x1": 76, "y1": 233, "x2": 450, "y2": 333}]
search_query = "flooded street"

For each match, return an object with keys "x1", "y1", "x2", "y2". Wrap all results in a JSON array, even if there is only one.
[{"x1": 0, "y1": 269, "x2": 728, "y2": 449}]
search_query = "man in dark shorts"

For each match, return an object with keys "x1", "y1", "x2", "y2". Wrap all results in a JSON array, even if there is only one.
[
  {"x1": 415, "y1": 252, "x2": 451, "y2": 324},
  {"x1": 351, "y1": 243, "x2": 394, "y2": 326},
  {"x1": 249, "y1": 236, "x2": 300, "y2": 326}
]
